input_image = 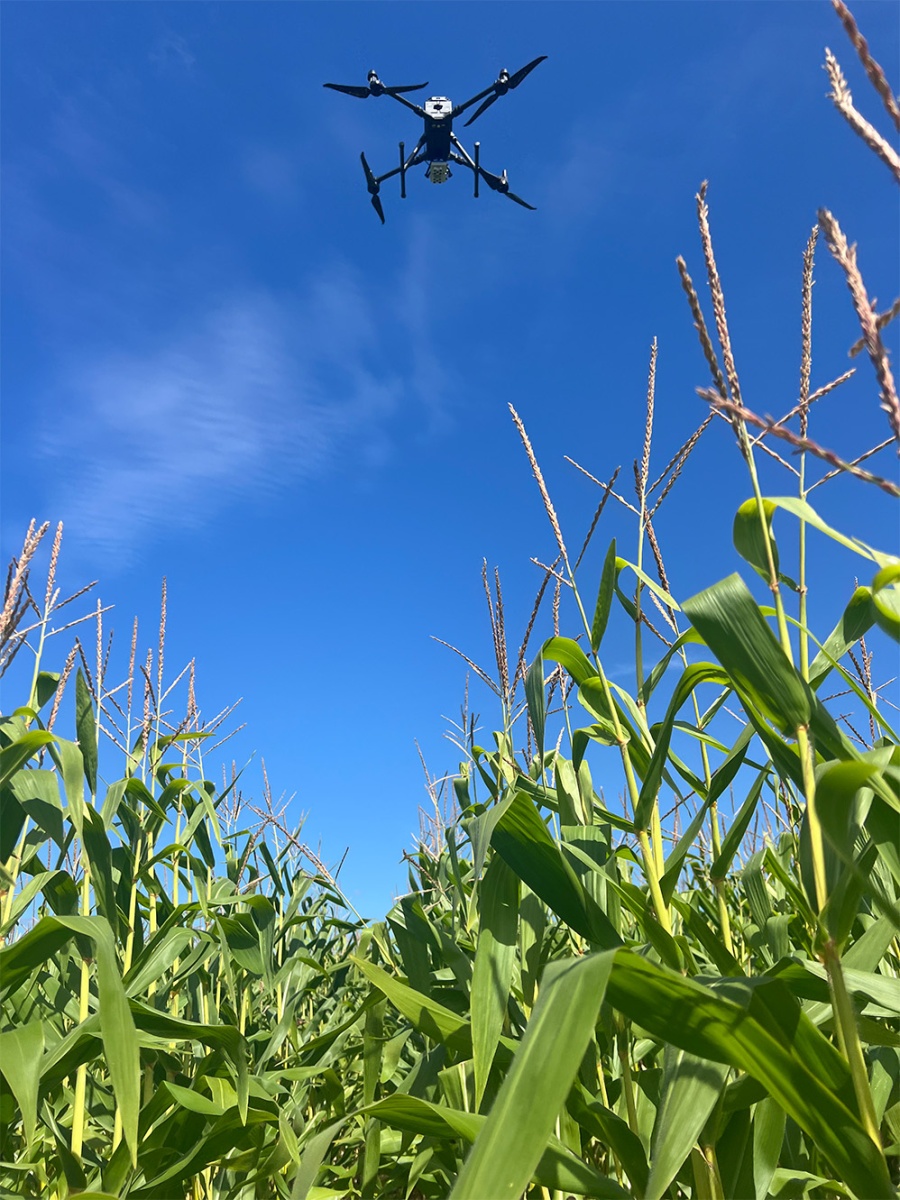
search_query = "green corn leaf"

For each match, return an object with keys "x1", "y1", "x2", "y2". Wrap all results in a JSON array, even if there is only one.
[
  {"x1": 753, "y1": 1095, "x2": 786, "y2": 1200},
  {"x1": 734, "y1": 497, "x2": 782, "y2": 583},
  {"x1": 7, "y1": 767, "x2": 65, "y2": 850},
  {"x1": 710, "y1": 767, "x2": 768, "y2": 881},
  {"x1": 605, "y1": 950, "x2": 894, "y2": 1198},
  {"x1": 81, "y1": 804, "x2": 120, "y2": 938},
  {"x1": 606, "y1": 876, "x2": 683, "y2": 970},
  {"x1": 6, "y1": 915, "x2": 141, "y2": 1164},
  {"x1": 768, "y1": 1168, "x2": 855, "y2": 1198},
  {"x1": 617, "y1": 556, "x2": 681, "y2": 612},
  {"x1": 0, "y1": 729, "x2": 56, "y2": 789},
  {"x1": 164, "y1": 1080, "x2": 228, "y2": 1117},
  {"x1": 646, "y1": 1046, "x2": 730, "y2": 1200},
  {"x1": 683, "y1": 574, "x2": 812, "y2": 732},
  {"x1": 49, "y1": 736, "x2": 87, "y2": 842},
  {"x1": 125, "y1": 999, "x2": 249, "y2": 1122},
  {"x1": 66, "y1": 1193, "x2": 121, "y2": 1200},
  {"x1": 844, "y1": 914, "x2": 898, "y2": 971},
  {"x1": 591, "y1": 538, "x2": 618, "y2": 651},
  {"x1": 525, "y1": 649, "x2": 546, "y2": 755},
  {"x1": 369, "y1": 1093, "x2": 628, "y2": 1197},
  {"x1": 670, "y1": 894, "x2": 744, "y2": 976},
  {"x1": 542, "y1": 635, "x2": 598, "y2": 685},
  {"x1": 555, "y1": 755, "x2": 586, "y2": 825},
  {"x1": 450, "y1": 951, "x2": 620, "y2": 1200},
  {"x1": 352, "y1": 956, "x2": 479, "y2": 1056},
  {"x1": 659, "y1": 727, "x2": 754, "y2": 901},
  {"x1": 579, "y1": 678, "x2": 641, "y2": 746},
  {"x1": 634, "y1": 662, "x2": 730, "y2": 831},
  {"x1": 0, "y1": 918, "x2": 75, "y2": 998},
  {"x1": 463, "y1": 793, "x2": 514, "y2": 883},
  {"x1": 491, "y1": 790, "x2": 622, "y2": 947},
  {"x1": 872, "y1": 561, "x2": 900, "y2": 642},
  {"x1": 764, "y1": 496, "x2": 895, "y2": 567},
  {"x1": 659, "y1": 792, "x2": 716, "y2": 905},
  {"x1": 0, "y1": 1020, "x2": 44, "y2": 1148},
  {"x1": 814, "y1": 757, "x2": 900, "y2": 927},
  {"x1": 0, "y1": 787, "x2": 26, "y2": 862},
  {"x1": 34, "y1": 671, "x2": 60, "y2": 711},
  {"x1": 471, "y1": 854, "x2": 518, "y2": 1108},
  {"x1": 123, "y1": 925, "x2": 199, "y2": 996},
  {"x1": 0, "y1": 870, "x2": 59, "y2": 937},
  {"x1": 291, "y1": 1118, "x2": 346, "y2": 1200},
  {"x1": 568, "y1": 1083, "x2": 649, "y2": 1196},
  {"x1": 75, "y1": 669, "x2": 98, "y2": 796},
  {"x1": 809, "y1": 585, "x2": 877, "y2": 688}
]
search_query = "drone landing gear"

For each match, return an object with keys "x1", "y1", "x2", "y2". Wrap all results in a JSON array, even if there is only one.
[
  {"x1": 399, "y1": 142, "x2": 406, "y2": 198},
  {"x1": 474, "y1": 142, "x2": 480, "y2": 198}
]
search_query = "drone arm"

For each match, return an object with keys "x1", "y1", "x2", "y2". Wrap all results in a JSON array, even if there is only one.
[
  {"x1": 405, "y1": 135, "x2": 427, "y2": 166},
  {"x1": 448, "y1": 150, "x2": 476, "y2": 172},
  {"x1": 386, "y1": 91, "x2": 427, "y2": 118},
  {"x1": 449, "y1": 84, "x2": 496, "y2": 120},
  {"x1": 448, "y1": 134, "x2": 477, "y2": 169},
  {"x1": 372, "y1": 164, "x2": 404, "y2": 185}
]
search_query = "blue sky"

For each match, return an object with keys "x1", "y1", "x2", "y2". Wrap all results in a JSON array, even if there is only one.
[{"x1": 3, "y1": 1, "x2": 898, "y2": 917}]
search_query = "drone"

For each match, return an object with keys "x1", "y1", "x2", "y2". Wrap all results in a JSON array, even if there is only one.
[{"x1": 323, "y1": 56, "x2": 547, "y2": 222}]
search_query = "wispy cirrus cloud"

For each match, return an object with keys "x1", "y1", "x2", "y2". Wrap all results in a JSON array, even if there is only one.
[
  {"x1": 4, "y1": 61, "x2": 455, "y2": 567},
  {"x1": 39, "y1": 277, "x2": 403, "y2": 560},
  {"x1": 149, "y1": 32, "x2": 196, "y2": 75}
]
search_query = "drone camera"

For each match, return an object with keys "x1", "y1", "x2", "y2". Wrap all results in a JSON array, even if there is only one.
[{"x1": 427, "y1": 162, "x2": 451, "y2": 185}]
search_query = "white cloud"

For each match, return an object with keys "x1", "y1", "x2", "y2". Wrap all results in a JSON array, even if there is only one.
[
  {"x1": 149, "y1": 32, "x2": 196, "y2": 75},
  {"x1": 40, "y1": 279, "x2": 403, "y2": 559},
  {"x1": 389, "y1": 217, "x2": 456, "y2": 435},
  {"x1": 5, "y1": 77, "x2": 455, "y2": 566}
]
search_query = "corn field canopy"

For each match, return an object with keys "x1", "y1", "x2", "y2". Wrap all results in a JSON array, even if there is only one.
[
  {"x1": 3, "y1": 0, "x2": 900, "y2": 1196},
  {"x1": 2, "y1": 480, "x2": 899, "y2": 1200},
  {"x1": 2, "y1": 502, "x2": 900, "y2": 1200}
]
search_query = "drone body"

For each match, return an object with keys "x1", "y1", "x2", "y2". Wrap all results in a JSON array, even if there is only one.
[{"x1": 323, "y1": 58, "x2": 547, "y2": 222}]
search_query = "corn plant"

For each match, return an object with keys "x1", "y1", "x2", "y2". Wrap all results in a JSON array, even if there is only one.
[{"x1": 1, "y1": 2, "x2": 898, "y2": 1197}]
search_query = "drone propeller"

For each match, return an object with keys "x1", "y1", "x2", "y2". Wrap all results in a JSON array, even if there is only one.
[
  {"x1": 324, "y1": 82, "x2": 371, "y2": 98},
  {"x1": 463, "y1": 54, "x2": 547, "y2": 126},
  {"x1": 477, "y1": 166, "x2": 536, "y2": 210},
  {"x1": 324, "y1": 71, "x2": 428, "y2": 99},
  {"x1": 360, "y1": 152, "x2": 385, "y2": 223},
  {"x1": 381, "y1": 82, "x2": 429, "y2": 95}
]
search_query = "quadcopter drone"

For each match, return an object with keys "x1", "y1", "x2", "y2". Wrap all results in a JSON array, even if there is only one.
[{"x1": 323, "y1": 56, "x2": 547, "y2": 222}]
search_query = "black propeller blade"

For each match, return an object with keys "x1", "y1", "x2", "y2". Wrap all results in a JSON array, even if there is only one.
[
  {"x1": 504, "y1": 190, "x2": 536, "y2": 211},
  {"x1": 463, "y1": 92, "x2": 501, "y2": 127},
  {"x1": 477, "y1": 166, "x2": 535, "y2": 210},
  {"x1": 463, "y1": 54, "x2": 547, "y2": 126},
  {"x1": 360, "y1": 153, "x2": 385, "y2": 223},
  {"x1": 324, "y1": 82, "x2": 371, "y2": 98},
  {"x1": 324, "y1": 72, "x2": 427, "y2": 99},
  {"x1": 382, "y1": 82, "x2": 429, "y2": 95},
  {"x1": 507, "y1": 54, "x2": 547, "y2": 89}
]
